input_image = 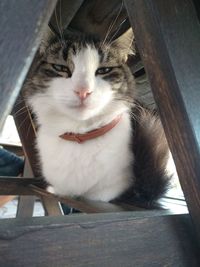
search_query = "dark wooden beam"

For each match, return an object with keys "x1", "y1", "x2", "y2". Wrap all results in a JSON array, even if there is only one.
[
  {"x1": 0, "y1": 0, "x2": 57, "y2": 130},
  {"x1": 0, "y1": 213, "x2": 199, "y2": 266},
  {"x1": 125, "y1": 0, "x2": 200, "y2": 240}
]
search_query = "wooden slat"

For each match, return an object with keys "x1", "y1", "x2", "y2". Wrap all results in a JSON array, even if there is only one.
[
  {"x1": 41, "y1": 197, "x2": 63, "y2": 216},
  {"x1": 0, "y1": 213, "x2": 199, "y2": 266},
  {"x1": 17, "y1": 160, "x2": 35, "y2": 218},
  {"x1": 0, "y1": 178, "x2": 128, "y2": 213},
  {"x1": 0, "y1": 0, "x2": 57, "y2": 130},
  {"x1": 125, "y1": 0, "x2": 200, "y2": 240},
  {"x1": 0, "y1": 177, "x2": 44, "y2": 195},
  {"x1": 31, "y1": 185, "x2": 129, "y2": 213}
]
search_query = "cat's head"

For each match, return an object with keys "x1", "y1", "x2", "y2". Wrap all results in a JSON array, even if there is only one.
[{"x1": 25, "y1": 29, "x2": 135, "y2": 121}]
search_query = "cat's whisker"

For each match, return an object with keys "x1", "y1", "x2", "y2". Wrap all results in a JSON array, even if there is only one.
[
  {"x1": 59, "y1": 0, "x2": 67, "y2": 48},
  {"x1": 114, "y1": 96, "x2": 134, "y2": 103},
  {"x1": 14, "y1": 98, "x2": 24, "y2": 103},
  {"x1": 12, "y1": 109, "x2": 29, "y2": 118},
  {"x1": 17, "y1": 114, "x2": 29, "y2": 131},
  {"x1": 13, "y1": 99, "x2": 26, "y2": 107},
  {"x1": 26, "y1": 120, "x2": 33, "y2": 139},
  {"x1": 108, "y1": 18, "x2": 127, "y2": 44},
  {"x1": 32, "y1": 94, "x2": 73, "y2": 102},
  {"x1": 12, "y1": 106, "x2": 27, "y2": 117},
  {"x1": 54, "y1": 3, "x2": 64, "y2": 48},
  {"x1": 101, "y1": 0, "x2": 124, "y2": 48},
  {"x1": 12, "y1": 105, "x2": 26, "y2": 113}
]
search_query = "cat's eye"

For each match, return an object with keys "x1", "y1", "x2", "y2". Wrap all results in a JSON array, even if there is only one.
[
  {"x1": 96, "y1": 67, "x2": 113, "y2": 75},
  {"x1": 52, "y1": 64, "x2": 71, "y2": 77}
]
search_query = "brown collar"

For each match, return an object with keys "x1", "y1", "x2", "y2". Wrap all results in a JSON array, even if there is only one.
[{"x1": 59, "y1": 115, "x2": 122, "y2": 143}]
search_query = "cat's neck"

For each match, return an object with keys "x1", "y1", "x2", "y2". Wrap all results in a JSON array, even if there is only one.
[{"x1": 37, "y1": 102, "x2": 131, "y2": 136}]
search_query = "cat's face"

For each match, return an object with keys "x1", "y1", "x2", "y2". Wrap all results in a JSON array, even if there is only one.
[{"x1": 26, "y1": 34, "x2": 134, "y2": 121}]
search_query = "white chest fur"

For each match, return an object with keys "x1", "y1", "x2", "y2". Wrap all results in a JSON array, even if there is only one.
[{"x1": 37, "y1": 113, "x2": 134, "y2": 201}]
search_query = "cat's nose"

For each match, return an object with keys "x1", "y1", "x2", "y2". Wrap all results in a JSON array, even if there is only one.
[{"x1": 75, "y1": 88, "x2": 92, "y2": 101}]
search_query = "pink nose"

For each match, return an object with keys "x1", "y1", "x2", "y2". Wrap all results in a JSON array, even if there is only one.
[{"x1": 75, "y1": 88, "x2": 92, "y2": 101}]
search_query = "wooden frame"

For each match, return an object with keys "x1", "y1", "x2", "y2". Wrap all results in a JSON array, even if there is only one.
[{"x1": 0, "y1": 0, "x2": 200, "y2": 265}]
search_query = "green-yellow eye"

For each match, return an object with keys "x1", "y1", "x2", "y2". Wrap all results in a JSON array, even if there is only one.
[
  {"x1": 96, "y1": 67, "x2": 113, "y2": 75},
  {"x1": 52, "y1": 64, "x2": 71, "y2": 77}
]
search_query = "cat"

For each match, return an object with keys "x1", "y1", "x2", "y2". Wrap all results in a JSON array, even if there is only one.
[{"x1": 24, "y1": 29, "x2": 170, "y2": 204}]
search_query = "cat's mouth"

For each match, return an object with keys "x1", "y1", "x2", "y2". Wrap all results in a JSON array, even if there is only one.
[
  {"x1": 63, "y1": 97, "x2": 108, "y2": 118},
  {"x1": 78, "y1": 101, "x2": 87, "y2": 108},
  {"x1": 69, "y1": 102, "x2": 92, "y2": 110},
  {"x1": 74, "y1": 98, "x2": 98, "y2": 110}
]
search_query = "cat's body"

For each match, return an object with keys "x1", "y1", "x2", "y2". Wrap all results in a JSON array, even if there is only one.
[
  {"x1": 37, "y1": 111, "x2": 132, "y2": 201},
  {"x1": 25, "y1": 30, "x2": 170, "y2": 204}
]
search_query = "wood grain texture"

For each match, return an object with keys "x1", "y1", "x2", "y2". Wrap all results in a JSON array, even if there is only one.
[
  {"x1": 16, "y1": 160, "x2": 35, "y2": 218},
  {"x1": 0, "y1": 177, "x2": 44, "y2": 195},
  {"x1": 16, "y1": 196, "x2": 36, "y2": 218},
  {"x1": 125, "y1": 0, "x2": 200, "y2": 240},
  {"x1": 0, "y1": 178, "x2": 131, "y2": 213},
  {"x1": 41, "y1": 196, "x2": 63, "y2": 216},
  {"x1": 0, "y1": 0, "x2": 57, "y2": 130},
  {"x1": 0, "y1": 177, "x2": 188, "y2": 214},
  {"x1": 30, "y1": 185, "x2": 135, "y2": 213},
  {"x1": 0, "y1": 213, "x2": 199, "y2": 266},
  {"x1": 49, "y1": 0, "x2": 84, "y2": 35},
  {"x1": 69, "y1": 0, "x2": 130, "y2": 40}
]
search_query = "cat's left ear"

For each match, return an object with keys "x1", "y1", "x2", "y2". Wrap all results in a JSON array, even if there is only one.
[
  {"x1": 111, "y1": 28, "x2": 135, "y2": 62},
  {"x1": 39, "y1": 26, "x2": 56, "y2": 54}
]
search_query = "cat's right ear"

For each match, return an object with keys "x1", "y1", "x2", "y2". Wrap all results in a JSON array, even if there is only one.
[
  {"x1": 39, "y1": 26, "x2": 55, "y2": 54},
  {"x1": 111, "y1": 28, "x2": 135, "y2": 62}
]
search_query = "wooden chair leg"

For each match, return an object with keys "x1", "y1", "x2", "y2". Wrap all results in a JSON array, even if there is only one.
[
  {"x1": 16, "y1": 196, "x2": 36, "y2": 218},
  {"x1": 125, "y1": 0, "x2": 200, "y2": 239},
  {"x1": 41, "y1": 197, "x2": 63, "y2": 216},
  {"x1": 16, "y1": 159, "x2": 35, "y2": 218}
]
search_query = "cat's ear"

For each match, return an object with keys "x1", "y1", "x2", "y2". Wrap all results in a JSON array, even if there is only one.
[
  {"x1": 112, "y1": 28, "x2": 135, "y2": 62},
  {"x1": 39, "y1": 26, "x2": 56, "y2": 54}
]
